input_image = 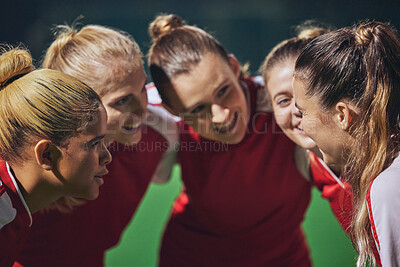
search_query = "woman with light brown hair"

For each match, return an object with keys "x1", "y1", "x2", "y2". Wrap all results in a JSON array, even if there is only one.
[
  {"x1": 293, "y1": 21, "x2": 400, "y2": 266},
  {"x1": 0, "y1": 46, "x2": 111, "y2": 267},
  {"x1": 148, "y1": 14, "x2": 313, "y2": 266}
]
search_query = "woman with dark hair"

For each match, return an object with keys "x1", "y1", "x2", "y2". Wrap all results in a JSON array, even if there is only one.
[
  {"x1": 294, "y1": 21, "x2": 400, "y2": 266},
  {"x1": 260, "y1": 23, "x2": 355, "y2": 235}
]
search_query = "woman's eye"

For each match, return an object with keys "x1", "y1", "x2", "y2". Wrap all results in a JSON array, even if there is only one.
[
  {"x1": 92, "y1": 141, "x2": 101, "y2": 148},
  {"x1": 217, "y1": 86, "x2": 228, "y2": 97},
  {"x1": 114, "y1": 96, "x2": 129, "y2": 106},
  {"x1": 191, "y1": 105, "x2": 206, "y2": 114},
  {"x1": 277, "y1": 98, "x2": 291, "y2": 106}
]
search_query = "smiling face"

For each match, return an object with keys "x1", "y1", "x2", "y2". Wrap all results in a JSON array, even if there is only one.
[
  {"x1": 293, "y1": 78, "x2": 351, "y2": 174},
  {"x1": 266, "y1": 59, "x2": 316, "y2": 149},
  {"x1": 57, "y1": 106, "x2": 112, "y2": 200},
  {"x1": 100, "y1": 64, "x2": 148, "y2": 145},
  {"x1": 163, "y1": 54, "x2": 249, "y2": 144}
]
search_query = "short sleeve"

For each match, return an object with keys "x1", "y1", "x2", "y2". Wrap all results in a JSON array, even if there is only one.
[
  {"x1": 145, "y1": 104, "x2": 179, "y2": 184},
  {"x1": 368, "y1": 165, "x2": 400, "y2": 266}
]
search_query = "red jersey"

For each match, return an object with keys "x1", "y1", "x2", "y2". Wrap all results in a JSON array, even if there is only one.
[
  {"x1": 159, "y1": 78, "x2": 312, "y2": 266},
  {"x1": 0, "y1": 160, "x2": 32, "y2": 267},
  {"x1": 309, "y1": 151, "x2": 353, "y2": 233},
  {"x1": 310, "y1": 151, "x2": 381, "y2": 266},
  {"x1": 15, "y1": 105, "x2": 178, "y2": 267}
]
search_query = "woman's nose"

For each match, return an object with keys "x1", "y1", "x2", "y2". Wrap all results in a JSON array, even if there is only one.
[
  {"x1": 211, "y1": 104, "x2": 230, "y2": 123},
  {"x1": 100, "y1": 142, "x2": 112, "y2": 166},
  {"x1": 292, "y1": 102, "x2": 302, "y2": 118}
]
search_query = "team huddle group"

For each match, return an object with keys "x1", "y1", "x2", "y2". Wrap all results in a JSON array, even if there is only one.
[{"x1": 1, "y1": 13, "x2": 399, "y2": 267}]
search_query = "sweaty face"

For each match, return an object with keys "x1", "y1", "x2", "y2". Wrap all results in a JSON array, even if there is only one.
[
  {"x1": 101, "y1": 65, "x2": 148, "y2": 145},
  {"x1": 266, "y1": 60, "x2": 316, "y2": 149},
  {"x1": 164, "y1": 54, "x2": 249, "y2": 144},
  {"x1": 57, "y1": 106, "x2": 112, "y2": 200},
  {"x1": 293, "y1": 78, "x2": 349, "y2": 174}
]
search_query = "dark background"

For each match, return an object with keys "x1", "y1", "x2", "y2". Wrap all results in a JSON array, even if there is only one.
[{"x1": 3, "y1": 0, "x2": 400, "y2": 75}]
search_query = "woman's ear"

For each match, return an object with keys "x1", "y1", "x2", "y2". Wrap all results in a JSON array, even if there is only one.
[
  {"x1": 335, "y1": 101, "x2": 355, "y2": 131},
  {"x1": 34, "y1": 140, "x2": 59, "y2": 171},
  {"x1": 228, "y1": 55, "x2": 241, "y2": 78}
]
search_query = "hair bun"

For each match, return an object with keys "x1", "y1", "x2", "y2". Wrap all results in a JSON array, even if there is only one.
[
  {"x1": 295, "y1": 20, "x2": 333, "y2": 40},
  {"x1": 0, "y1": 48, "x2": 34, "y2": 88},
  {"x1": 298, "y1": 27, "x2": 330, "y2": 39},
  {"x1": 149, "y1": 14, "x2": 184, "y2": 40},
  {"x1": 52, "y1": 25, "x2": 77, "y2": 52},
  {"x1": 355, "y1": 22, "x2": 376, "y2": 45}
]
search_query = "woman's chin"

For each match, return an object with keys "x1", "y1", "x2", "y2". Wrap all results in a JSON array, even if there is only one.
[
  {"x1": 123, "y1": 131, "x2": 142, "y2": 146},
  {"x1": 288, "y1": 131, "x2": 316, "y2": 149},
  {"x1": 111, "y1": 130, "x2": 142, "y2": 146},
  {"x1": 298, "y1": 138, "x2": 317, "y2": 150}
]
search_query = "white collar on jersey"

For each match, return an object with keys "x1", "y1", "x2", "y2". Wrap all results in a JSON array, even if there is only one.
[
  {"x1": 6, "y1": 162, "x2": 33, "y2": 226},
  {"x1": 315, "y1": 156, "x2": 345, "y2": 189}
]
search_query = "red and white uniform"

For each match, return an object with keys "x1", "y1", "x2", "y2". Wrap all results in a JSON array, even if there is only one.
[
  {"x1": 309, "y1": 151, "x2": 353, "y2": 233},
  {"x1": 159, "y1": 78, "x2": 312, "y2": 266},
  {"x1": 0, "y1": 160, "x2": 32, "y2": 267},
  {"x1": 367, "y1": 154, "x2": 400, "y2": 267},
  {"x1": 14, "y1": 101, "x2": 178, "y2": 267},
  {"x1": 310, "y1": 151, "x2": 382, "y2": 265}
]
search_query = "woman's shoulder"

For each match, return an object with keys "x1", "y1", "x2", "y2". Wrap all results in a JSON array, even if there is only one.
[{"x1": 369, "y1": 155, "x2": 400, "y2": 205}]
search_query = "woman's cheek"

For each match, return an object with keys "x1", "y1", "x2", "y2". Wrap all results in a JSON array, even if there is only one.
[{"x1": 275, "y1": 107, "x2": 290, "y2": 129}]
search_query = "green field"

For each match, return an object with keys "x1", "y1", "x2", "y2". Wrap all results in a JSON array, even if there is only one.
[{"x1": 105, "y1": 165, "x2": 357, "y2": 267}]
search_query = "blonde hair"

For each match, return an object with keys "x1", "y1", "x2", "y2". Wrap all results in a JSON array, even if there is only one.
[
  {"x1": 42, "y1": 24, "x2": 143, "y2": 97},
  {"x1": 42, "y1": 23, "x2": 143, "y2": 211},
  {"x1": 0, "y1": 46, "x2": 101, "y2": 163},
  {"x1": 295, "y1": 21, "x2": 400, "y2": 266}
]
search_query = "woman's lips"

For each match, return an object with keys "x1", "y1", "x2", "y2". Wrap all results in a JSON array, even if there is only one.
[
  {"x1": 122, "y1": 122, "x2": 142, "y2": 133},
  {"x1": 213, "y1": 112, "x2": 238, "y2": 134},
  {"x1": 94, "y1": 170, "x2": 108, "y2": 186},
  {"x1": 293, "y1": 124, "x2": 307, "y2": 137}
]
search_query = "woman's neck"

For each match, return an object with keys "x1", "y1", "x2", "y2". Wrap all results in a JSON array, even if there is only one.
[
  {"x1": 310, "y1": 146, "x2": 323, "y2": 158},
  {"x1": 10, "y1": 163, "x2": 62, "y2": 214},
  {"x1": 240, "y1": 79, "x2": 251, "y2": 127}
]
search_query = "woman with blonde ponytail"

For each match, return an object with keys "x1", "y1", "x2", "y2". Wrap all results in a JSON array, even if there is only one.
[
  {"x1": 293, "y1": 21, "x2": 400, "y2": 266},
  {"x1": 0, "y1": 46, "x2": 111, "y2": 267},
  {"x1": 15, "y1": 23, "x2": 178, "y2": 267}
]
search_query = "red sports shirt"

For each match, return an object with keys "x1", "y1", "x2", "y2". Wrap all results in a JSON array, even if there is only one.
[
  {"x1": 15, "y1": 104, "x2": 178, "y2": 267},
  {"x1": 0, "y1": 160, "x2": 32, "y2": 267},
  {"x1": 310, "y1": 151, "x2": 381, "y2": 266},
  {"x1": 159, "y1": 78, "x2": 312, "y2": 266}
]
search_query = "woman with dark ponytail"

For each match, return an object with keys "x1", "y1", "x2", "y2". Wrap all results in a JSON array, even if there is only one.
[
  {"x1": 260, "y1": 22, "x2": 358, "y2": 237},
  {"x1": 293, "y1": 21, "x2": 400, "y2": 266}
]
